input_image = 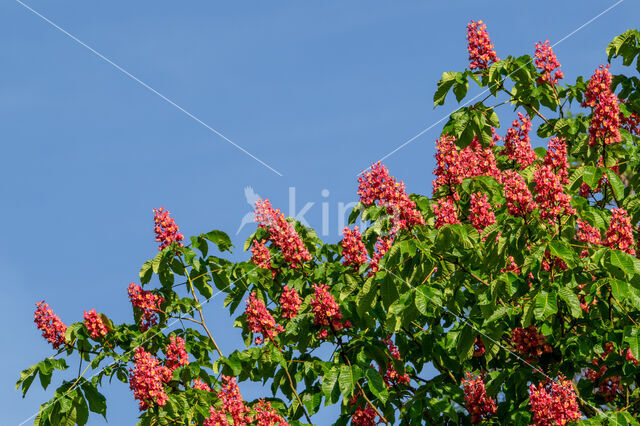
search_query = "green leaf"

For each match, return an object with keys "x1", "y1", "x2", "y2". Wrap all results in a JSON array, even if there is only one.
[
  {"x1": 604, "y1": 169, "x2": 625, "y2": 201},
  {"x1": 583, "y1": 166, "x2": 600, "y2": 190},
  {"x1": 557, "y1": 287, "x2": 582, "y2": 318},
  {"x1": 434, "y1": 72, "x2": 458, "y2": 106},
  {"x1": 456, "y1": 326, "x2": 476, "y2": 361},
  {"x1": 365, "y1": 367, "x2": 388, "y2": 404},
  {"x1": 81, "y1": 382, "x2": 107, "y2": 419},
  {"x1": 322, "y1": 367, "x2": 339, "y2": 400},
  {"x1": 535, "y1": 290, "x2": 557, "y2": 320},
  {"x1": 139, "y1": 261, "x2": 153, "y2": 284},
  {"x1": 609, "y1": 250, "x2": 635, "y2": 277},
  {"x1": 356, "y1": 277, "x2": 377, "y2": 318},
  {"x1": 338, "y1": 365, "x2": 354, "y2": 398},
  {"x1": 611, "y1": 278, "x2": 631, "y2": 302},
  {"x1": 548, "y1": 241, "x2": 574, "y2": 267},
  {"x1": 203, "y1": 230, "x2": 232, "y2": 252}
]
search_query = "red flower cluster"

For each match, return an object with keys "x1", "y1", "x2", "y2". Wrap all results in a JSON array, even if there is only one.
[
  {"x1": 543, "y1": 137, "x2": 569, "y2": 184},
  {"x1": 469, "y1": 192, "x2": 496, "y2": 232},
  {"x1": 83, "y1": 309, "x2": 109, "y2": 339},
  {"x1": 164, "y1": 335, "x2": 189, "y2": 372},
  {"x1": 582, "y1": 65, "x2": 612, "y2": 108},
  {"x1": 503, "y1": 171, "x2": 536, "y2": 217},
  {"x1": 205, "y1": 375, "x2": 252, "y2": 426},
  {"x1": 250, "y1": 240, "x2": 272, "y2": 270},
  {"x1": 501, "y1": 113, "x2": 536, "y2": 168},
  {"x1": 34, "y1": 301, "x2": 67, "y2": 350},
  {"x1": 253, "y1": 400, "x2": 290, "y2": 426},
  {"x1": 358, "y1": 162, "x2": 424, "y2": 233},
  {"x1": 532, "y1": 165, "x2": 575, "y2": 223},
  {"x1": 128, "y1": 283, "x2": 164, "y2": 332},
  {"x1": 620, "y1": 101, "x2": 640, "y2": 135},
  {"x1": 129, "y1": 347, "x2": 171, "y2": 411},
  {"x1": 583, "y1": 66, "x2": 621, "y2": 146},
  {"x1": 381, "y1": 336, "x2": 410, "y2": 386},
  {"x1": 433, "y1": 196, "x2": 460, "y2": 229},
  {"x1": 433, "y1": 135, "x2": 502, "y2": 198},
  {"x1": 153, "y1": 207, "x2": 184, "y2": 251},
  {"x1": 192, "y1": 379, "x2": 211, "y2": 391},
  {"x1": 368, "y1": 236, "x2": 394, "y2": 276},
  {"x1": 510, "y1": 326, "x2": 552, "y2": 361},
  {"x1": 534, "y1": 40, "x2": 564, "y2": 85},
  {"x1": 466, "y1": 20, "x2": 499, "y2": 70},
  {"x1": 576, "y1": 219, "x2": 601, "y2": 257},
  {"x1": 604, "y1": 208, "x2": 636, "y2": 255},
  {"x1": 341, "y1": 226, "x2": 368, "y2": 269},
  {"x1": 279, "y1": 285, "x2": 302, "y2": 319},
  {"x1": 586, "y1": 343, "x2": 638, "y2": 401},
  {"x1": 501, "y1": 256, "x2": 520, "y2": 274},
  {"x1": 590, "y1": 90, "x2": 622, "y2": 146},
  {"x1": 461, "y1": 373, "x2": 497, "y2": 424},
  {"x1": 528, "y1": 377, "x2": 581, "y2": 426},
  {"x1": 245, "y1": 292, "x2": 283, "y2": 345},
  {"x1": 310, "y1": 284, "x2": 350, "y2": 339},
  {"x1": 254, "y1": 199, "x2": 311, "y2": 269},
  {"x1": 473, "y1": 336, "x2": 485, "y2": 357},
  {"x1": 352, "y1": 404, "x2": 378, "y2": 426}
]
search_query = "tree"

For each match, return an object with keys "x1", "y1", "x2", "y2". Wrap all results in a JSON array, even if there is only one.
[{"x1": 17, "y1": 22, "x2": 640, "y2": 425}]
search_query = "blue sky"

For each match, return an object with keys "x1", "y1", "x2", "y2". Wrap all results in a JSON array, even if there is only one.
[{"x1": 1, "y1": 1, "x2": 638, "y2": 424}]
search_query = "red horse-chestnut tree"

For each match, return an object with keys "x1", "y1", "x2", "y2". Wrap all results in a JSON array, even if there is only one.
[{"x1": 17, "y1": 22, "x2": 640, "y2": 425}]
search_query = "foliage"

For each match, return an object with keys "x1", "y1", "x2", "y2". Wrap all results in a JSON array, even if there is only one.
[{"x1": 17, "y1": 24, "x2": 640, "y2": 426}]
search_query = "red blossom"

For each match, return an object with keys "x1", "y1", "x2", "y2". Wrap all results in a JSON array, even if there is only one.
[
  {"x1": 620, "y1": 100, "x2": 640, "y2": 135},
  {"x1": 358, "y1": 162, "x2": 424, "y2": 233},
  {"x1": 466, "y1": 20, "x2": 499, "y2": 70},
  {"x1": 501, "y1": 256, "x2": 520, "y2": 274},
  {"x1": 245, "y1": 292, "x2": 283, "y2": 345},
  {"x1": 204, "y1": 375, "x2": 252, "y2": 426},
  {"x1": 543, "y1": 137, "x2": 569, "y2": 184},
  {"x1": 368, "y1": 236, "x2": 394, "y2": 276},
  {"x1": 473, "y1": 336, "x2": 485, "y2": 358},
  {"x1": 583, "y1": 66, "x2": 621, "y2": 146},
  {"x1": 83, "y1": 309, "x2": 109, "y2": 339},
  {"x1": 34, "y1": 301, "x2": 67, "y2": 350},
  {"x1": 352, "y1": 404, "x2": 378, "y2": 426},
  {"x1": 528, "y1": 376, "x2": 581, "y2": 426},
  {"x1": 532, "y1": 164, "x2": 575, "y2": 224},
  {"x1": 279, "y1": 285, "x2": 302, "y2": 319},
  {"x1": 583, "y1": 65, "x2": 613, "y2": 108},
  {"x1": 604, "y1": 208, "x2": 635, "y2": 255},
  {"x1": 433, "y1": 135, "x2": 502, "y2": 198},
  {"x1": 380, "y1": 336, "x2": 410, "y2": 386},
  {"x1": 510, "y1": 326, "x2": 552, "y2": 361},
  {"x1": 129, "y1": 347, "x2": 171, "y2": 411},
  {"x1": 503, "y1": 171, "x2": 536, "y2": 217},
  {"x1": 534, "y1": 40, "x2": 564, "y2": 85},
  {"x1": 192, "y1": 379, "x2": 211, "y2": 392},
  {"x1": 589, "y1": 90, "x2": 622, "y2": 146},
  {"x1": 253, "y1": 400, "x2": 289, "y2": 426},
  {"x1": 469, "y1": 192, "x2": 496, "y2": 232},
  {"x1": 341, "y1": 226, "x2": 368, "y2": 269},
  {"x1": 128, "y1": 283, "x2": 164, "y2": 332},
  {"x1": 153, "y1": 207, "x2": 184, "y2": 251},
  {"x1": 501, "y1": 113, "x2": 536, "y2": 168},
  {"x1": 164, "y1": 335, "x2": 189, "y2": 372},
  {"x1": 462, "y1": 372, "x2": 497, "y2": 424},
  {"x1": 433, "y1": 196, "x2": 460, "y2": 229},
  {"x1": 250, "y1": 239, "x2": 272, "y2": 270},
  {"x1": 310, "y1": 284, "x2": 350, "y2": 338},
  {"x1": 254, "y1": 199, "x2": 311, "y2": 269},
  {"x1": 576, "y1": 219, "x2": 601, "y2": 257}
]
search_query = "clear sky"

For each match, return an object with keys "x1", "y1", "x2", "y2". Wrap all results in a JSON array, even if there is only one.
[{"x1": 1, "y1": 1, "x2": 638, "y2": 424}]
